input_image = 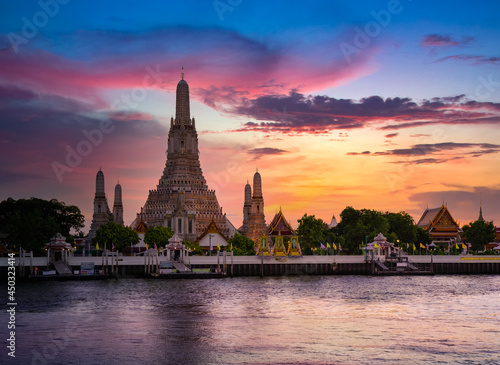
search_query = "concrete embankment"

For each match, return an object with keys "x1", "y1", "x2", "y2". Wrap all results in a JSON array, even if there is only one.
[{"x1": 1, "y1": 255, "x2": 499, "y2": 277}]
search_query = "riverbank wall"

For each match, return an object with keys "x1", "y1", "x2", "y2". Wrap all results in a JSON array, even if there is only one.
[{"x1": 2, "y1": 255, "x2": 500, "y2": 277}]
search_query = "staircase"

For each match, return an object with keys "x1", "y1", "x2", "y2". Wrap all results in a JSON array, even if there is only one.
[
  {"x1": 53, "y1": 261, "x2": 72, "y2": 275},
  {"x1": 172, "y1": 262, "x2": 192, "y2": 272},
  {"x1": 374, "y1": 260, "x2": 389, "y2": 271}
]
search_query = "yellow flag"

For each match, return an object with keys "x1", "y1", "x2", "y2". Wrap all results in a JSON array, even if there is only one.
[
  {"x1": 420, "y1": 243, "x2": 425, "y2": 249},
  {"x1": 462, "y1": 243, "x2": 467, "y2": 249},
  {"x1": 217, "y1": 243, "x2": 221, "y2": 251},
  {"x1": 332, "y1": 243, "x2": 337, "y2": 250},
  {"x1": 327, "y1": 243, "x2": 331, "y2": 249},
  {"x1": 96, "y1": 242, "x2": 99, "y2": 251},
  {"x1": 413, "y1": 243, "x2": 416, "y2": 250},
  {"x1": 230, "y1": 243, "x2": 233, "y2": 251},
  {"x1": 455, "y1": 243, "x2": 459, "y2": 249}
]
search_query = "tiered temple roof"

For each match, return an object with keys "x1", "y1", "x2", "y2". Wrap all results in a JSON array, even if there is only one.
[
  {"x1": 268, "y1": 208, "x2": 296, "y2": 237},
  {"x1": 417, "y1": 204, "x2": 462, "y2": 244}
]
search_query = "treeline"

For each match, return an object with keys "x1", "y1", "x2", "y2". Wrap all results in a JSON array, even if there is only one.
[
  {"x1": 0, "y1": 197, "x2": 84, "y2": 253},
  {"x1": 297, "y1": 207, "x2": 432, "y2": 254}
]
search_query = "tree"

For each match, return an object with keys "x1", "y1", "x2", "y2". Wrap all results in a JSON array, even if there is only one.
[
  {"x1": 228, "y1": 233, "x2": 256, "y2": 255},
  {"x1": 335, "y1": 207, "x2": 389, "y2": 253},
  {"x1": 385, "y1": 212, "x2": 416, "y2": 244},
  {"x1": 0, "y1": 197, "x2": 84, "y2": 253},
  {"x1": 92, "y1": 221, "x2": 139, "y2": 252},
  {"x1": 297, "y1": 214, "x2": 326, "y2": 254},
  {"x1": 144, "y1": 226, "x2": 174, "y2": 248},
  {"x1": 462, "y1": 221, "x2": 495, "y2": 252},
  {"x1": 414, "y1": 226, "x2": 432, "y2": 246},
  {"x1": 184, "y1": 240, "x2": 203, "y2": 255}
]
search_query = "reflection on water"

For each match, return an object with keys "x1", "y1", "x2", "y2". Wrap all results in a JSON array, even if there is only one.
[{"x1": 8, "y1": 276, "x2": 500, "y2": 364}]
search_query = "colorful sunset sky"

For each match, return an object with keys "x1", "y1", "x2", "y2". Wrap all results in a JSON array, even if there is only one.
[{"x1": 1, "y1": 1, "x2": 500, "y2": 233}]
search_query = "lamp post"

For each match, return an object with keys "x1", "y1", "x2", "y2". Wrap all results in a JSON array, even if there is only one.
[{"x1": 209, "y1": 234, "x2": 215, "y2": 256}]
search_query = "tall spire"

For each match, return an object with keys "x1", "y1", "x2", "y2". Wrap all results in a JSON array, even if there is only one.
[
  {"x1": 175, "y1": 70, "x2": 190, "y2": 122},
  {"x1": 478, "y1": 194, "x2": 484, "y2": 222},
  {"x1": 181, "y1": 66, "x2": 184, "y2": 80}
]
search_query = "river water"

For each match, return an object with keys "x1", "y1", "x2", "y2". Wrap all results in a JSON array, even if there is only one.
[{"x1": 5, "y1": 275, "x2": 500, "y2": 364}]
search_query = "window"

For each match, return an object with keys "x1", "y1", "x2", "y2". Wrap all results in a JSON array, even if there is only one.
[
  {"x1": 181, "y1": 140, "x2": 185, "y2": 148},
  {"x1": 178, "y1": 218, "x2": 182, "y2": 233},
  {"x1": 167, "y1": 219, "x2": 172, "y2": 229},
  {"x1": 188, "y1": 220, "x2": 193, "y2": 234},
  {"x1": 98, "y1": 204, "x2": 101, "y2": 213}
]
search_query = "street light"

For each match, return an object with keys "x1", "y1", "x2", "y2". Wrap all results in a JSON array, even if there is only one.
[{"x1": 209, "y1": 234, "x2": 215, "y2": 256}]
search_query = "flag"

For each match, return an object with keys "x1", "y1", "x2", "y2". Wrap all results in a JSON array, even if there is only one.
[
  {"x1": 96, "y1": 242, "x2": 99, "y2": 251},
  {"x1": 320, "y1": 243, "x2": 326, "y2": 249},
  {"x1": 104, "y1": 242, "x2": 107, "y2": 251},
  {"x1": 455, "y1": 243, "x2": 459, "y2": 249},
  {"x1": 374, "y1": 243, "x2": 379, "y2": 249},
  {"x1": 332, "y1": 243, "x2": 337, "y2": 250},
  {"x1": 230, "y1": 243, "x2": 233, "y2": 251},
  {"x1": 339, "y1": 243, "x2": 342, "y2": 251},
  {"x1": 112, "y1": 243, "x2": 115, "y2": 252},
  {"x1": 217, "y1": 243, "x2": 221, "y2": 251},
  {"x1": 145, "y1": 243, "x2": 148, "y2": 250},
  {"x1": 407, "y1": 243, "x2": 409, "y2": 249},
  {"x1": 154, "y1": 242, "x2": 157, "y2": 251},
  {"x1": 412, "y1": 243, "x2": 416, "y2": 251},
  {"x1": 327, "y1": 243, "x2": 331, "y2": 249},
  {"x1": 420, "y1": 243, "x2": 425, "y2": 249},
  {"x1": 462, "y1": 243, "x2": 467, "y2": 249}
]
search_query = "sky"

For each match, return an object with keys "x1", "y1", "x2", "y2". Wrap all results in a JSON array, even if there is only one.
[{"x1": 1, "y1": 0, "x2": 500, "y2": 233}]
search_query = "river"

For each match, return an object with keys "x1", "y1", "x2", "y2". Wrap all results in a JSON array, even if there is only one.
[{"x1": 5, "y1": 275, "x2": 500, "y2": 364}]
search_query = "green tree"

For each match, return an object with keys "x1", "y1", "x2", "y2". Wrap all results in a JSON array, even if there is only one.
[
  {"x1": 462, "y1": 221, "x2": 495, "y2": 252},
  {"x1": 144, "y1": 225, "x2": 174, "y2": 248},
  {"x1": 335, "y1": 207, "x2": 389, "y2": 253},
  {"x1": 0, "y1": 197, "x2": 84, "y2": 253},
  {"x1": 184, "y1": 240, "x2": 203, "y2": 255},
  {"x1": 297, "y1": 214, "x2": 326, "y2": 254},
  {"x1": 92, "y1": 221, "x2": 139, "y2": 252},
  {"x1": 385, "y1": 212, "x2": 416, "y2": 244},
  {"x1": 414, "y1": 226, "x2": 432, "y2": 246},
  {"x1": 228, "y1": 233, "x2": 256, "y2": 255}
]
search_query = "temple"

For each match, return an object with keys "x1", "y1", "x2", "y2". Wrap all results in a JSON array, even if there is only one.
[
  {"x1": 417, "y1": 204, "x2": 462, "y2": 245},
  {"x1": 239, "y1": 181, "x2": 252, "y2": 237},
  {"x1": 88, "y1": 169, "x2": 112, "y2": 242},
  {"x1": 113, "y1": 182, "x2": 124, "y2": 225},
  {"x1": 131, "y1": 73, "x2": 233, "y2": 241},
  {"x1": 268, "y1": 208, "x2": 296, "y2": 238},
  {"x1": 245, "y1": 171, "x2": 267, "y2": 242}
]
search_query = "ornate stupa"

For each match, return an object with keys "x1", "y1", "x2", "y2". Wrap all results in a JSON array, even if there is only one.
[
  {"x1": 246, "y1": 170, "x2": 267, "y2": 242},
  {"x1": 132, "y1": 71, "x2": 232, "y2": 241}
]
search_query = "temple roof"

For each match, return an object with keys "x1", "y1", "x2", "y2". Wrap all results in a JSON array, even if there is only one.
[
  {"x1": 417, "y1": 204, "x2": 461, "y2": 231},
  {"x1": 197, "y1": 219, "x2": 230, "y2": 243},
  {"x1": 268, "y1": 208, "x2": 296, "y2": 235}
]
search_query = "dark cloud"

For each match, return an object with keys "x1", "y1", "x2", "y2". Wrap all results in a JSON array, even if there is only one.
[
  {"x1": 421, "y1": 34, "x2": 473, "y2": 47},
  {"x1": 390, "y1": 157, "x2": 463, "y2": 165},
  {"x1": 0, "y1": 84, "x2": 167, "y2": 183},
  {"x1": 348, "y1": 142, "x2": 500, "y2": 164},
  {"x1": 385, "y1": 133, "x2": 398, "y2": 138},
  {"x1": 247, "y1": 147, "x2": 289, "y2": 160},
  {"x1": 229, "y1": 91, "x2": 500, "y2": 134},
  {"x1": 435, "y1": 54, "x2": 500, "y2": 65}
]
